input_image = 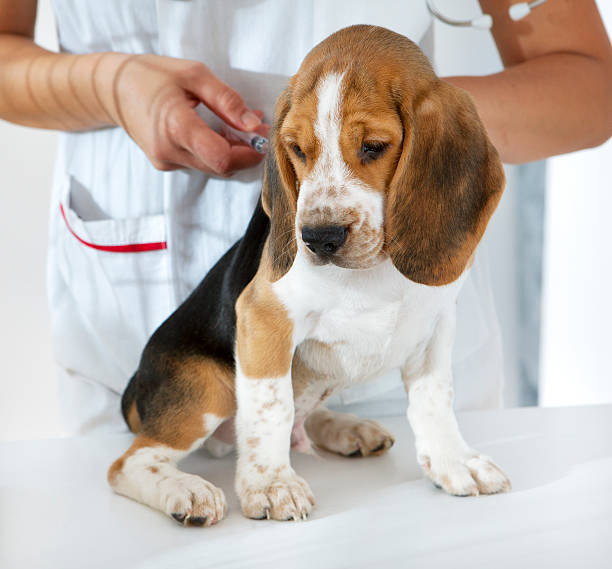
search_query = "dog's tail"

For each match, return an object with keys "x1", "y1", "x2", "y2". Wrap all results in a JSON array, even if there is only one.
[{"x1": 121, "y1": 373, "x2": 142, "y2": 433}]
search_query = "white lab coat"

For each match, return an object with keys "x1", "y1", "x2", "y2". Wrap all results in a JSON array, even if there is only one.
[{"x1": 48, "y1": 0, "x2": 504, "y2": 435}]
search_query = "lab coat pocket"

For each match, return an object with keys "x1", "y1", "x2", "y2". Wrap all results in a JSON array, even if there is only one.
[{"x1": 53, "y1": 176, "x2": 174, "y2": 392}]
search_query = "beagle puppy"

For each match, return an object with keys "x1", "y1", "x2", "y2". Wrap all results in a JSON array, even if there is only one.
[{"x1": 108, "y1": 25, "x2": 509, "y2": 526}]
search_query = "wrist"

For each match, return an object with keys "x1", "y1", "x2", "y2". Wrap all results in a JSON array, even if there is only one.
[{"x1": 88, "y1": 51, "x2": 135, "y2": 128}]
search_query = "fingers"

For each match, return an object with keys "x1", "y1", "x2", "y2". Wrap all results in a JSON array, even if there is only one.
[
  {"x1": 181, "y1": 63, "x2": 262, "y2": 132},
  {"x1": 157, "y1": 145, "x2": 264, "y2": 176},
  {"x1": 252, "y1": 110, "x2": 271, "y2": 137},
  {"x1": 161, "y1": 102, "x2": 265, "y2": 175},
  {"x1": 226, "y1": 144, "x2": 268, "y2": 172},
  {"x1": 148, "y1": 61, "x2": 270, "y2": 174}
]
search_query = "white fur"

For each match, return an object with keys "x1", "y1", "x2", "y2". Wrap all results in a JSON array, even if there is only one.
[
  {"x1": 235, "y1": 363, "x2": 295, "y2": 479},
  {"x1": 234, "y1": 362, "x2": 315, "y2": 520},
  {"x1": 275, "y1": 255, "x2": 463, "y2": 385},
  {"x1": 312, "y1": 72, "x2": 348, "y2": 186},
  {"x1": 402, "y1": 312, "x2": 511, "y2": 495}
]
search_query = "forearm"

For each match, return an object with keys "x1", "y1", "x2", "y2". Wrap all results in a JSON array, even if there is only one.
[
  {"x1": 450, "y1": 0, "x2": 612, "y2": 165},
  {"x1": 0, "y1": 31, "x2": 267, "y2": 175},
  {"x1": 0, "y1": 34, "x2": 128, "y2": 131},
  {"x1": 446, "y1": 52, "x2": 612, "y2": 164}
]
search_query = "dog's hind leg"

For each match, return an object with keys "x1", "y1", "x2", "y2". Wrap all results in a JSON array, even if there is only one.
[
  {"x1": 304, "y1": 408, "x2": 395, "y2": 457},
  {"x1": 291, "y1": 355, "x2": 394, "y2": 458},
  {"x1": 108, "y1": 357, "x2": 236, "y2": 526},
  {"x1": 108, "y1": 431, "x2": 227, "y2": 526}
]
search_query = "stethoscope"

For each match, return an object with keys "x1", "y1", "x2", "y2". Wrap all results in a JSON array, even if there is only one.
[{"x1": 426, "y1": 0, "x2": 548, "y2": 30}]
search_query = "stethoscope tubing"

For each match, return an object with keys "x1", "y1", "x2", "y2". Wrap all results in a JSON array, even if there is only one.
[{"x1": 425, "y1": 0, "x2": 476, "y2": 27}]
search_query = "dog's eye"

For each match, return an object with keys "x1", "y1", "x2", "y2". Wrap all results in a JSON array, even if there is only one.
[
  {"x1": 359, "y1": 141, "x2": 388, "y2": 164},
  {"x1": 292, "y1": 144, "x2": 306, "y2": 163}
]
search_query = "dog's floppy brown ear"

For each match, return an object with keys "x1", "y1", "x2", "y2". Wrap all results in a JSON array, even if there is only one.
[
  {"x1": 385, "y1": 81, "x2": 505, "y2": 286},
  {"x1": 262, "y1": 88, "x2": 298, "y2": 281}
]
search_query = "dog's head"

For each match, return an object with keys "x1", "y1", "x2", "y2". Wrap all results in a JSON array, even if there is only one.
[{"x1": 262, "y1": 25, "x2": 505, "y2": 285}]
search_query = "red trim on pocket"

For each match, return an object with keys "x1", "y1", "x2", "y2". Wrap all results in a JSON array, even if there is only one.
[{"x1": 60, "y1": 203, "x2": 167, "y2": 253}]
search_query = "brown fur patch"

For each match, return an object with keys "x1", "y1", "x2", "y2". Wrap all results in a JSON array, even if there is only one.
[
  {"x1": 441, "y1": 475, "x2": 453, "y2": 491},
  {"x1": 139, "y1": 356, "x2": 235, "y2": 450},
  {"x1": 235, "y1": 256, "x2": 294, "y2": 379},
  {"x1": 263, "y1": 90, "x2": 298, "y2": 281},
  {"x1": 126, "y1": 401, "x2": 142, "y2": 433},
  {"x1": 384, "y1": 75, "x2": 505, "y2": 285},
  {"x1": 247, "y1": 436, "x2": 260, "y2": 448},
  {"x1": 304, "y1": 408, "x2": 394, "y2": 457}
]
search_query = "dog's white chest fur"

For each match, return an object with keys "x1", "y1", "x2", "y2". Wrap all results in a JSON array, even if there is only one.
[{"x1": 274, "y1": 256, "x2": 463, "y2": 387}]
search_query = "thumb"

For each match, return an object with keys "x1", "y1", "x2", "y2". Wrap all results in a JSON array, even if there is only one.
[{"x1": 183, "y1": 64, "x2": 261, "y2": 131}]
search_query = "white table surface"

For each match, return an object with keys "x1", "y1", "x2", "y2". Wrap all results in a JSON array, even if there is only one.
[{"x1": 2, "y1": 405, "x2": 611, "y2": 569}]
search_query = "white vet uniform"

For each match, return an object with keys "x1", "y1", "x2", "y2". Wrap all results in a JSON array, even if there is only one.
[{"x1": 48, "y1": 0, "x2": 504, "y2": 435}]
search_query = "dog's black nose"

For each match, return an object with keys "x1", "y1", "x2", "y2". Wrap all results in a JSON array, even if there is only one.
[{"x1": 301, "y1": 225, "x2": 348, "y2": 256}]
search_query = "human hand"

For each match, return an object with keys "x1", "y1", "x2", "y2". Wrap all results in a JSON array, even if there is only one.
[{"x1": 107, "y1": 54, "x2": 269, "y2": 175}]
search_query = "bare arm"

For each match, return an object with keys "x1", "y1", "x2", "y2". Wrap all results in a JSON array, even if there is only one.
[
  {"x1": 0, "y1": 0, "x2": 267, "y2": 174},
  {"x1": 444, "y1": 0, "x2": 612, "y2": 164}
]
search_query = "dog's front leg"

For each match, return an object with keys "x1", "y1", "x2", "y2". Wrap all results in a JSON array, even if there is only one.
[
  {"x1": 403, "y1": 309, "x2": 511, "y2": 496},
  {"x1": 234, "y1": 280, "x2": 315, "y2": 521}
]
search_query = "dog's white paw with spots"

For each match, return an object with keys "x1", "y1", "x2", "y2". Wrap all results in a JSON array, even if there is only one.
[
  {"x1": 160, "y1": 472, "x2": 227, "y2": 526},
  {"x1": 419, "y1": 450, "x2": 511, "y2": 496},
  {"x1": 237, "y1": 470, "x2": 315, "y2": 521}
]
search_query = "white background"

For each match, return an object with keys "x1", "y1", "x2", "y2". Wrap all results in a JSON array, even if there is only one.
[
  {"x1": 538, "y1": 3, "x2": 612, "y2": 406},
  {"x1": 0, "y1": 0, "x2": 610, "y2": 440},
  {"x1": 0, "y1": 0, "x2": 60, "y2": 439}
]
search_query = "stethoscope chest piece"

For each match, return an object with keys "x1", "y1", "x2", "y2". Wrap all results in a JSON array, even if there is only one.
[{"x1": 425, "y1": 0, "x2": 548, "y2": 30}]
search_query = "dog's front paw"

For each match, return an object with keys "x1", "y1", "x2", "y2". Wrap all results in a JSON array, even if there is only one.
[
  {"x1": 161, "y1": 473, "x2": 227, "y2": 526},
  {"x1": 237, "y1": 471, "x2": 315, "y2": 521},
  {"x1": 419, "y1": 451, "x2": 511, "y2": 496}
]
